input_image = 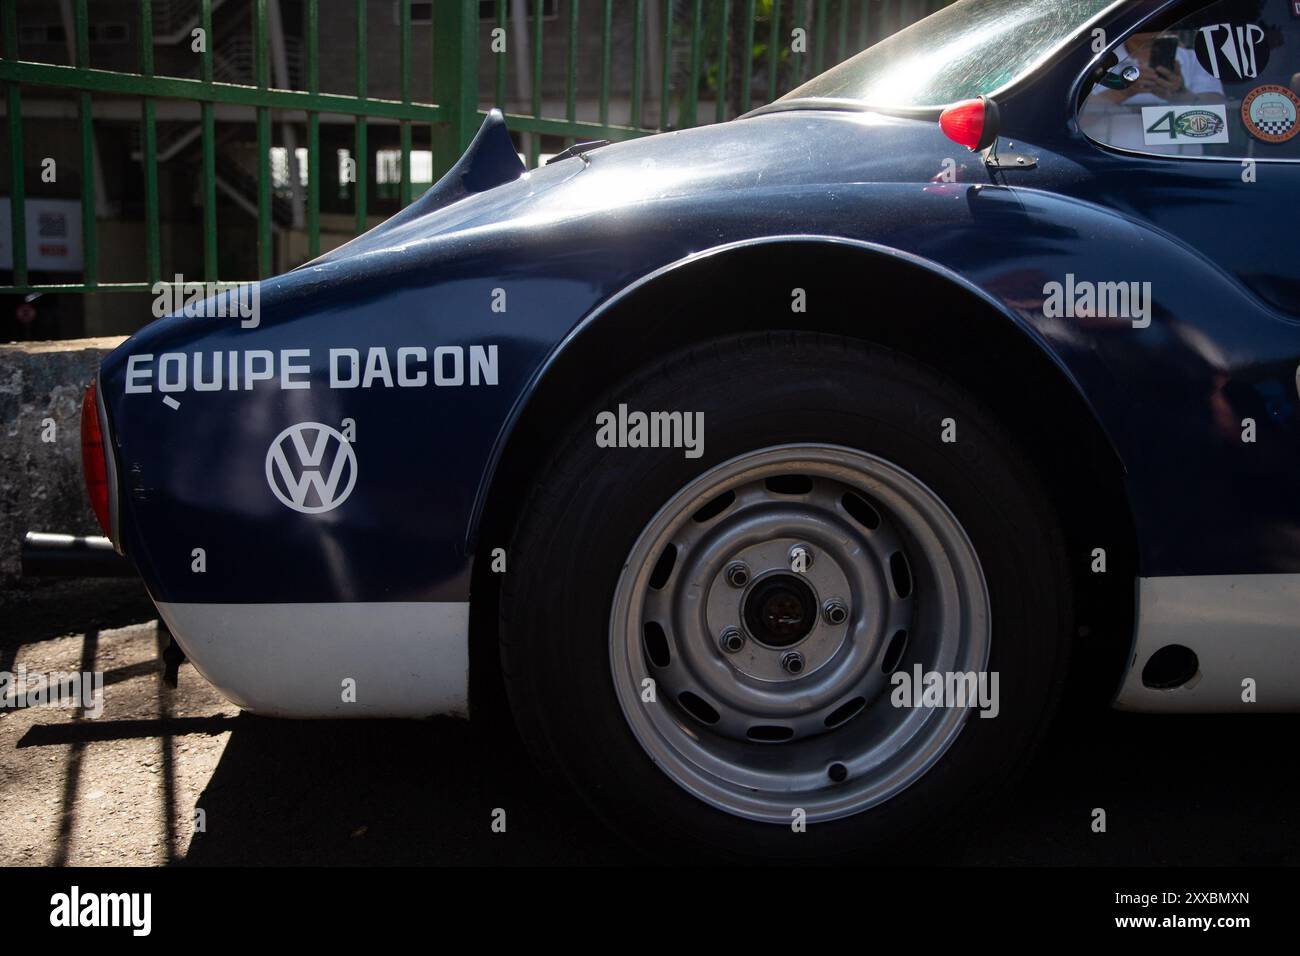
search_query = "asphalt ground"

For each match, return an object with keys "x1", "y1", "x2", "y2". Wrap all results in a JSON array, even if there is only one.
[{"x1": 1, "y1": 578, "x2": 1297, "y2": 866}]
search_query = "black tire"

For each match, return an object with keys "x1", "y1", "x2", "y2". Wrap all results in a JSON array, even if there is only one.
[{"x1": 500, "y1": 332, "x2": 1071, "y2": 862}]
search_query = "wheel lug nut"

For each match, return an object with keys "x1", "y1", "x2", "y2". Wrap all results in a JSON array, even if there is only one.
[
  {"x1": 719, "y1": 627, "x2": 746, "y2": 654},
  {"x1": 725, "y1": 562, "x2": 750, "y2": 588},
  {"x1": 781, "y1": 651, "x2": 805, "y2": 675},
  {"x1": 823, "y1": 599, "x2": 849, "y2": 626},
  {"x1": 788, "y1": 544, "x2": 813, "y2": 573}
]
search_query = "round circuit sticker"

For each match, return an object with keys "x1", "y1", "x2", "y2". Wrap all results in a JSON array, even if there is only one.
[{"x1": 1241, "y1": 84, "x2": 1300, "y2": 143}]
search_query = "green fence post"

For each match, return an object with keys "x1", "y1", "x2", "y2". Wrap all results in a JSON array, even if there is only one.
[
  {"x1": 139, "y1": 0, "x2": 160, "y2": 287},
  {"x1": 306, "y1": 0, "x2": 320, "y2": 258},
  {"x1": 566, "y1": 0, "x2": 579, "y2": 144},
  {"x1": 660, "y1": 0, "x2": 673, "y2": 129},
  {"x1": 715, "y1": 0, "x2": 729, "y2": 124},
  {"x1": 200, "y1": 0, "x2": 217, "y2": 281},
  {"x1": 432, "y1": 0, "x2": 479, "y2": 180},
  {"x1": 355, "y1": 0, "x2": 368, "y2": 236},
  {"x1": 530, "y1": 0, "x2": 542, "y2": 167},
  {"x1": 740, "y1": 0, "x2": 755, "y2": 113},
  {"x1": 255, "y1": 0, "x2": 272, "y2": 277},
  {"x1": 3, "y1": 0, "x2": 27, "y2": 291},
  {"x1": 767, "y1": 0, "x2": 781, "y2": 104},
  {"x1": 74, "y1": 0, "x2": 97, "y2": 289},
  {"x1": 400, "y1": 0, "x2": 412, "y2": 208}
]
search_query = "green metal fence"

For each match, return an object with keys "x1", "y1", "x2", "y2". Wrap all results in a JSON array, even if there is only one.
[{"x1": 0, "y1": 0, "x2": 948, "y2": 303}]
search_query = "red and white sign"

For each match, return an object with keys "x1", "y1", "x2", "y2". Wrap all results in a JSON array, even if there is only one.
[{"x1": 0, "y1": 198, "x2": 83, "y2": 271}]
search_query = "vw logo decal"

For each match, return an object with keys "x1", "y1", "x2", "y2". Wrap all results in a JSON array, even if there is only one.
[{"x1": 265, "y1": 422, "x2": 358, "y2": 514}]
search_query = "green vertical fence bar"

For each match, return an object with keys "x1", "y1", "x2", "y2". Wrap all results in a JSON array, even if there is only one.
[
  {"x1": 74, "y1": 0, "x2": 96, "y2": 288},
  {"x1": 792, "y1": 0, "x2": 805, "y2": 85},
  {"x1": 684, "y1": 0, "x2": 701, "y2": 128},
  {"x1": 858, "y1": 0, "x2": 870, "y2": 48},
  {"x1": 740, "y1": 0, "x2": 754, "y2": 112},
  {"x1": 767, "y1": 0, "x2": 781, "y2": 104},
  {"x1": 659, "y1": 0, "x2": 673, "y2": 129},
  {"x1": 714, "y1": 0, "x2": 728, "y2": 123},
  {"x1": 495, "y1": 0, "x2": 507, "y2": 108},
  {"x1": 431, "y1": 0, "x2": 476, "y2": 178},
  {"x1": 306, "y1": 0, "x2": 319, "y2": 258},
  {"x1": 4, "y1": 0, "x2": 27, "y2": 289},
  {"x1": 354, "y1": 0, "x2": 368, "y2": 234},
  {"x1": 630, "y1": 0, "x2": 643, "y2": 129},
  {"x1": 254, "y1": 0, "x2": 271, "y2": 277},
  {"x1": 200, "y1": 0, "x2": 217, "y2": 280},
  {"x1": 599, "y1": 0, "x2": 611, "y2": 128},
  {"x1": 837, "y1": 0, "x2": 849, "y2": 61},
  {"x1": 813, "y1": 0, "x2": 827, "y2": 75},
  {"x1": 531, "y1": 0, "x2": 543, "y2": 167},
  {"x1": 399, "y1": 0, "x2": 412, "y2": 207},
  {"x1": 564, "y1": 0, "x2": 578, "y2": 146},
  {"x1": 139, "y1": 0, "x2": 160, "y2": 286}
]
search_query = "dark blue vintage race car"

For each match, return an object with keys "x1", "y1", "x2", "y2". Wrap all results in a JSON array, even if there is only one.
[{"x1": 77, "y1": 0, "x2": 1300, "y2": 859}]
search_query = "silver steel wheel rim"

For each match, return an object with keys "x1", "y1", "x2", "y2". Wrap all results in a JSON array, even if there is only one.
[{"x1": 609, "y1": 444, "x2": 991, "y2": 825}]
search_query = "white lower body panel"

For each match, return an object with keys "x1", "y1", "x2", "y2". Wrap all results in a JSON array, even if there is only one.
[
  {"x1": 1115, "y1": 575, "x2": 1300, "y2": 712},
  {"x1": 156, "y1": 601, "x2": 469, "y2": 718}
]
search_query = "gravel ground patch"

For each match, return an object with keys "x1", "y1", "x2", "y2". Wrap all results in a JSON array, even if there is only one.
[{"x1": 0, "y1": 618, "x2": 236, "y2": 865}]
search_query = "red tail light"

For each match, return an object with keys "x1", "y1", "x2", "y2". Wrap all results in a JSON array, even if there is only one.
[
  {"x1": 939, "y1": 96, "x2": 999, "y2": 152},
  {"x1": 81, "y1": 377, "x2": 111, "y2": 537}
]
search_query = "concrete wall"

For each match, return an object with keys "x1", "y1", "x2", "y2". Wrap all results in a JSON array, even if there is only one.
[{"x1": 0, "y1": 337, "x2": 126, "y2": 582}]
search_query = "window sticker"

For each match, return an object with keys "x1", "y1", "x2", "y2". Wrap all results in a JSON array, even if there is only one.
[
  {"x1": 1140, "y1": 104, "x2": 1231, "y2": 145},
  {"x1": 1241, "y1": 85, "x2": 1300, "y2": 142},
  {"x1": 1194, "y1": 23, "x2": 1269, "y2": 82}
]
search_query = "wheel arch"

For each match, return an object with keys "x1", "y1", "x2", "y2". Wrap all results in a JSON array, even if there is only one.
[{"x1": 469, "y1": 237, "x2": 1138, "y2": 717}]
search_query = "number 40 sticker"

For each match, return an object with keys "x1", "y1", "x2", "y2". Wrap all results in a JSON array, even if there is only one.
[{"x1": 1141, "y1": 105, "x2": 1231, "y2": 145}]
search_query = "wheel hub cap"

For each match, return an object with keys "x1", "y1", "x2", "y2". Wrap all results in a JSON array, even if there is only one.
[
  {"x1": 742, "y1": 573, "x2": 817, "y2": 648},
  {"x1": 609, "y1": 444, "x2": 991, "y2": 824}
]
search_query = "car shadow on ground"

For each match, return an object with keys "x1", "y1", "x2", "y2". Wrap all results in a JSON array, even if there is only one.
[
  {"x1": 179, "y1": 714, "x2": 628, "y2": 865},
  {"x1": 176, "y1": 705, "x2": 1299, "y2": 866}
]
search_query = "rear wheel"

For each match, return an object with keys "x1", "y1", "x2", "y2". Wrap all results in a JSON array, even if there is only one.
[{"x1": 501, "y1": 333, "x2": 1071, "y2": 861}]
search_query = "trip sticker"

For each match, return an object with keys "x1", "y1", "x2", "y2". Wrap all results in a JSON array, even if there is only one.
[
  {"x1": 1194, "y1": 23, "x2": 1269, "y2": 82},
  {"x1": 1241, "y1": 85, "x2": 1300, "y2": 143},
  {"x1": 1141, "y1": 104, "x2": 1230, "y2": 145}
]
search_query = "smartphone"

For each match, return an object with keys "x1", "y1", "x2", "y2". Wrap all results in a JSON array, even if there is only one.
[{"x1": 1149, "y1": 34, "x2": 1179, "y2": 73}]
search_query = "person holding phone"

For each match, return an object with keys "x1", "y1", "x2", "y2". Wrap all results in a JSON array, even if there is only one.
[
  {"x1": 1080, "y1": 31, "x2": 1225, "y2": 152},
  {"x1": 1100, "y1": 32, "x2": 1223, "y2": 106}
]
